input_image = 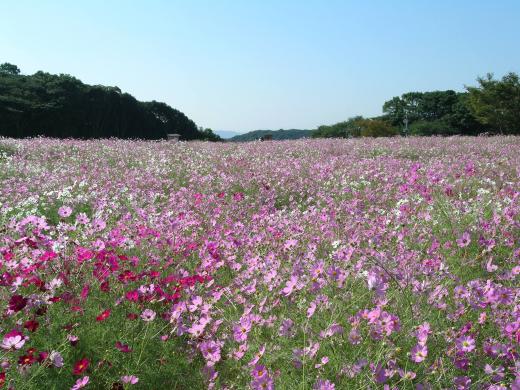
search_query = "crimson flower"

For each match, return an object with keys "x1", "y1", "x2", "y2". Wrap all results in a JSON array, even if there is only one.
[
  {"x1": 8, "y1": 295, "x2": 27, "y2": 312},
  {"x1": 125, "y1": 290, "x2": 139, "y2": 302},
  {"x1": 24, "y1": 320, "x2": 39, "y2": 332},
  {"x1": 73, "y1": 358, "x2": 89, "y2": 375},
  {"x1": 80, "y1": 284, "x2": 90, "y2": 300},
  {"x1": 96, "y1": 309, "x2": 111, "y2": 322},
  {"x1": 38, "y1": 351, "x2": 49, "y2": 362},
  {"x1": 18, "y1": 354, "x2": 36, "y2": 365},
  {"x1": 127, "y1": 313, "x2": 138, "y2": 320},
  {"x1": 115, "y1": 341, "x2": 132, "y2": 353}
]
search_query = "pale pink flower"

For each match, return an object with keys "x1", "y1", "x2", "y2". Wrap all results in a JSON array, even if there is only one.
[
  {"x1": 71, "y1": 376, "x2": 89, "y2": 390},
  {"x1": 58, "y1": 206, "x2": 73, "y2": 218},
  {"x1": 141, "y1": 309, "x2": 156, "y2": 322},
  {"x1": 121, "y1": 375, "x2": 139, "y2": 384},
  {"x1": 1, "y1": 334, "x2": 25, "y2": 350}
]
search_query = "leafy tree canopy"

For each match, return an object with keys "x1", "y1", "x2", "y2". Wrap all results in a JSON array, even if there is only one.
[
  {"x1": 466, "y1": 72, "x2": 520, "y2": 134},
  {"x1": 0, "y1": 64, "x2": 218, "y2": 140},
  {"x1": 0, "y1": 63, "x2": 20, "y2": 75}
]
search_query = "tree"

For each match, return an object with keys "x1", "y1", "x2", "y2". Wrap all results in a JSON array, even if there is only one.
[
  {"x1": 358, "y1": 119, "x2": 398, "y2": 137},
  {"x1": 312, "y1": 116, "x2": 364, "y2": 138},
  {"x1": 0, "y1": 63, "x2": 20, "y2": 75},
  {"x1": 382, "y1": 90, "x2": 485, "y2": 135},
  {"x1": 466, "y1": 72, "x2": 520, "y2": 134},
  {"x1": 0, "y1": 65, "x2": 209, "y2": 140},
  {"x1": 198, "y1": 127, "x2": 222, "y2": 142},
  {"x1": 409, "y1": 120, "x2": 456, "y2": 136}
]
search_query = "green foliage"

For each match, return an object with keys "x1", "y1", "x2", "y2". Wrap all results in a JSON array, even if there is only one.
[
  {"x1": 313, "y1": 117, "x2": 397, "y2": 138},
  {"x1": 382, "y1": 90, "x2": 488, "y2": 135},
  {"x1": 466, "y1": 72, "x2": 520, "y2": 134},
  {"x1": 0, "y1": 65, "x2": 209, "y2": 140},
  {"x1": 312, "y1": 116, "x2": 364, "y2": 138},
  {"x1": 409, "y1": 120, "x2": 457, "y2": 136},
  {"x1": 198, "y1": 127, "x2": 222, "y2": 142},
  {"x1": 0, "y1": 62, "x2": 20, "y2": 75},
  {"x1": 358, "y1": 119, "x2": 398, "y2": 137}
]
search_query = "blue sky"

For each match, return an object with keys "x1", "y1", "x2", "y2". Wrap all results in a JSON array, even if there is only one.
[{"x1": 1, "y1": 1, "x2": 519, "y2": 132}]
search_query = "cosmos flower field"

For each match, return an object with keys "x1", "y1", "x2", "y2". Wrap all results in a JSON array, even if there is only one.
[{"x1": 0, "y1": 137, "x2": 519, "y2": 389}]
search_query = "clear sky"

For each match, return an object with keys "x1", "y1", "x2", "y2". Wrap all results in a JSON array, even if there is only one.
[{"x1": 1, "y1": 1, "x2": 519, "y2": 132}]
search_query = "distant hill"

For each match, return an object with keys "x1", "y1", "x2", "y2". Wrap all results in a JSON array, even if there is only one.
[
  {"x1": 228, "y1": 129, "x2": 313, "y2": 142},
  {"x1": 215, "y1": 130, "x2": 242, "y2": 139}
]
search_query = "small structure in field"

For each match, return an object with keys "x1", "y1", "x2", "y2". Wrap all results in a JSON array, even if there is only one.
[
  {"x1": 167, "y1": 133, "x2": 181, "y2": 142},
  {"x1": 260, "y1": 134, "x2": 273, "y2": 141}
]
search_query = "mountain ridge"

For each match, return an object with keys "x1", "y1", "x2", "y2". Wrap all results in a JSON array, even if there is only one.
[{"x1": 228, "y1": 129, "x2": 313, "y2": 142}]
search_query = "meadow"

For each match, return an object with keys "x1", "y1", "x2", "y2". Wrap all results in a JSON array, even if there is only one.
[{"x1": 0, "y1": 137, "x2": 518, "y2": 389}]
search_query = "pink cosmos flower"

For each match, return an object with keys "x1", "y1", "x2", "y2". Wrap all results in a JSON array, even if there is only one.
[
  {"x1": 315, "y1": 356, "x2": 329, "y2": 369},
  {"x1": 366, "y1": 307, "x2": 381, "y2": 324},
  {"x1": 71, "y1": 376, "x2": 89, "y2": 390},
  {"x1": 121, "y1": 375, "x2": 139, "y2": 384},
  {"x1": 248, "y1": 344, "x2": 266, "y2": 367},
  {"x1": 314, "y1": 379, "x2": 335, "y2": 390},
  {"x1": 410, "y1": 344, "x2": 428, "y2": 363},
  {"x1": 200, "y1": 340, "x2": 222, "y2": 365},
  {"x1": 91, "y1": 218, "x2": 106, "y2": 232},
  {"x1": 279, "y1": 319, "x2": 295, "y2": 338},
  {"x1": 307, "y1": 301, "x2": 317, "y2": 318},
  {"x1": 233, "y1": 319, "x2": 252, "y2": 342},
  {"x1": 1, "y1": 332, "x2": 25, "y2": 350},
  {"x1": 188, "y1": 321, "x2": 206, "y2": 338},
  {"x1": 453, "y1": 376, "x2": 471, "y2": 390},
  {"x1": 140, "y1": 309, "x2": 156, "y2": 322},
  {"x1": 92, "y1": 239, "x2": 105, "y2": 251},
  {"x1": 231, "y1": 343, "x2": 248, "y2": 360},
  {"x1": 68, "y1": 335, "x2": 79, "y2": 346},
  {"x1": 251, "y1": 364, "x2": 268, "y2": 380},
  {"x1": 76, "y1": 212, "x2": 90, "y2": 224},
  {"x1": 456, "y1": 335, "x2": 476, "y2": 353},
  {"x1": 283, "y1": 239, "x2": 298, "y2": 251},
  {"x1": 251, "y1": 375, "x2": 274, "y2": 390},
  {"x1": 58, "y1": 206, "x2": 72, "y2": 218},
  {"x1": 456, "y1": 232, "x2": 471, "y2": 248},
  {"x1": 281, "y1": 275, "x2": 298, "y2": 296},
  {"x1": 484, "y1": 364, "x2": 505, "y2": 382},
  {"x1": 415, "y1": 322, "x2": 431, "y2": 345}
]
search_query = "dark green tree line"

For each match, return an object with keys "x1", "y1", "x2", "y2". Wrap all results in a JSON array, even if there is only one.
[
  {"x1": 313, "y1": 72, "x2": 519, "y2": 138},
  {"x1": 0, "y1": 63, "x2": 220, "y2": 140}
]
